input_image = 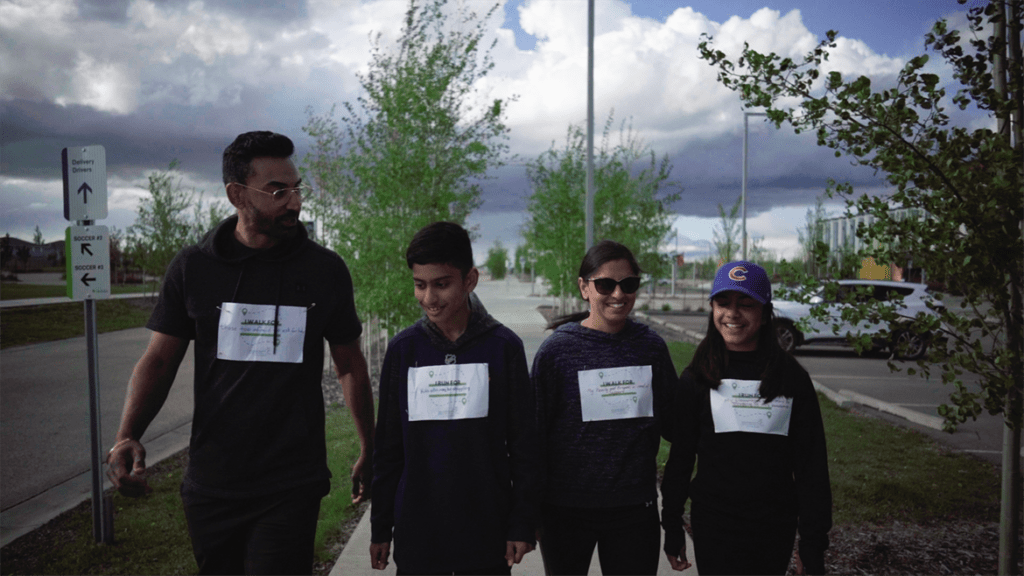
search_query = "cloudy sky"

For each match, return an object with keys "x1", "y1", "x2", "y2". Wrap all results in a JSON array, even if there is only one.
[{"x1": 0, "y1": 0, "x2": 992, "y2": 266}]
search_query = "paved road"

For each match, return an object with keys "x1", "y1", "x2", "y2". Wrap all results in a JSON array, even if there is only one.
[{"x1": 1, "y1": 327, "x2": 195, "y2": 544}]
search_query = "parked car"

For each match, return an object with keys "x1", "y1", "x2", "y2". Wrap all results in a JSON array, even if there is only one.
[{"x1": 772, "y1": 280, "x2": 944, "y2": 359}]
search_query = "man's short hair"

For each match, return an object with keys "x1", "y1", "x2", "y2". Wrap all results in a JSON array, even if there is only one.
[
  {"x1": 406, "y1": 222, "x2": 474, "y2": 276},
  {"x1": 222, "y1": 131, "x2": 294, "y2": 185}
]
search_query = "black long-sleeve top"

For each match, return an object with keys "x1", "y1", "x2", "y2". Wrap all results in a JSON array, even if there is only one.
[{"x1": 661, "y1": 350, "x2": 832, "y2": 575}]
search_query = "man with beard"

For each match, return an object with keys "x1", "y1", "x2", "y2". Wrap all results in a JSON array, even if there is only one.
[{"x1": 106, "y1": 131, "x2": 375, "y2": 575}]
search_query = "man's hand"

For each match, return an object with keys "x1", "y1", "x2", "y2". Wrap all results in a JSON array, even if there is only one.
[
  {"x1": 505, "y1": 541, "x2": 534, "y2": 566},
  {"x1": 105, "y1": 438, "x2": 151, "y2": 497},
  {"x1": 665, "y1": 546, "x2": 692, "y2": 571},
  {"x1": 369, "y1": 542, "x2": 390, "y2": 570},
  {"x1": 350, "y1": 451, "x2": 372, "y2": 504}
]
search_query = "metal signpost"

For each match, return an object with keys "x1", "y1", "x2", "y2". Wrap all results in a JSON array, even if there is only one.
[{"x1": 62, "y1": 145, "x2": 113, "y2": 544}]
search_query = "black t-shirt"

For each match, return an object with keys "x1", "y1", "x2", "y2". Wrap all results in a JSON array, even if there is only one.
[{"x1": 148, "y1": 216, "x2": 361, "y2": 497}]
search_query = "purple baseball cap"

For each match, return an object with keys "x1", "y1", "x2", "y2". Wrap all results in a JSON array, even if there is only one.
[{"x1": 709, "y1": 261, "x2": 772, "y2": 304}]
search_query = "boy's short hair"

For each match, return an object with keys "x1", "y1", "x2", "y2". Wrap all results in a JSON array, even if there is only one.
[{"x1": 406, "y1": 222, "x2": 474, "y2": 276}]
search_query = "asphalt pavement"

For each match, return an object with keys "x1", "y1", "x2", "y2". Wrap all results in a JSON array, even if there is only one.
[{"x1": 0, "y1": 327, "x2": 195, "y2": 546}]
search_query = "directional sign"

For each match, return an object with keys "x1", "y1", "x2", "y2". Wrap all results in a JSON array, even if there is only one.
[
  {"x1": 63, "y1": 145, "x2": 108, "y2": 221},
  {"x1": 66, "y1": 225, "x2": 111, "y2": 300}
]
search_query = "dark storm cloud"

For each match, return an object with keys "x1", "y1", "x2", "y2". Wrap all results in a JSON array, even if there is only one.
[
  {"x1": 76, "y1": 0, "x2": 131, "y2": 22},
  {"x1": 1, "y1": 94, "x2": 314, "y2": 184}
]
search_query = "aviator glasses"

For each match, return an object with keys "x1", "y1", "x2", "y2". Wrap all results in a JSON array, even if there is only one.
[
  {"x1": 234, "y1": 182, "x2": 310, "y2": 202},
  {"x1": 588, "y1": 276, "x2": 642, "y2": 295}
]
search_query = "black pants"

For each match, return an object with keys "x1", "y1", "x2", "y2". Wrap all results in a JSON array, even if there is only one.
[
  {"x1": 396, "y1": 562, "x2": 511, "y2": 575},
  {"x1": 180, "y1": 480, "x2": 329, "y2": 575},
  {"x1": 690, "y1": 501, "x2": 796, "y2": 576},
  {"x1": 539, "y1": 501, "x2": 660, "y2": 576}
]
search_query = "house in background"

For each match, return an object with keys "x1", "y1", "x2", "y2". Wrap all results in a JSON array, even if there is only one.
[{"x1": 1, "y1": 235, "x2": 65, "y2": 271}]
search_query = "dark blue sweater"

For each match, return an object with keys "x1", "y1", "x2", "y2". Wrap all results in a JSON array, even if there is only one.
[
  {"x1": 370, "y1": 299, "x2": 540, "y2": 574},
  {"x1": 532, "y1": 320, "x2": 677, "y2": 508}
]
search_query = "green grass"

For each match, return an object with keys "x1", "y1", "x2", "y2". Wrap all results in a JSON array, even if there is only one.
[
  {"x1": 1, "y1": 282, "x2": 157, "y2": 300},
  {"x1": 0, "y1": 404, "x2": 371, "y2": 575},
  {"x1": 314, "y1": 402, "x2": 374, "y2": 562},
  {"x1": 0, "y1": 299, "x2": 154, "y2": 349},
  {"x1": 821, "y1": 395, "x2": 1000, "y2": 524}
]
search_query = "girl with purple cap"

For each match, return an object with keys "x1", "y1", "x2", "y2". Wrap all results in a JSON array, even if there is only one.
[{"x1": 661, "y1": 261, "x2": 833, "y2": 575}]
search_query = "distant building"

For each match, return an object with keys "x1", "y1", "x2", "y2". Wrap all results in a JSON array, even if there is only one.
[
  {"x1": 2, "y1": 236, "x2": 65, "y2": 271},
  {"x1": 822, "y1": 207, "x2": 929, "y2": 283}
]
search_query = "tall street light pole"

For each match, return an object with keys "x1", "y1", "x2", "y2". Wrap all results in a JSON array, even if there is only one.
[
  {"x1": 742, "y1": 111, "x2": 767, "y2": 260},
  {"x1": 585, "y1": 0, "x2": 595, "y2": 250}
]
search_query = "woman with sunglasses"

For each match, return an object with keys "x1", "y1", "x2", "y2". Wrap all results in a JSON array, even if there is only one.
[
  {"x1": 531, "y1": 240, "x2": 678, "y2": 575},
  {"x1": 660, "y1": 261, "x2": 832, "y2": 575}
]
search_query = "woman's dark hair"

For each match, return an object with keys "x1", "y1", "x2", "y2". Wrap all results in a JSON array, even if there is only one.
[
  {"x1": 547, "y1": 240, "x2": 642, "y2": 330},
  {"x1": 405, "y1": 221, "x2": 474, "y2": 276},
  {"x1": 222, "y1": 131, "x2": 295, "y2": 185},
  {"x1": 687, "y1": 299, "x2": 795, "y2": 401}
]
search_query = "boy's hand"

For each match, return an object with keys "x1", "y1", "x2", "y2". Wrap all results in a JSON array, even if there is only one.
[
  {"x1": 369, "y1": 542, "x2": 390, "y2": 570},
  {"x1": 505, "y1": 541, "x2": 534, "y2": 566}
]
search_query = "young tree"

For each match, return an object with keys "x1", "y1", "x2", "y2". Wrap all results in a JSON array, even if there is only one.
[
  {"x1": 699, "y1": 1, "x2": 1022, "y2": 569},
  {"x1": 712, "y1": 196, "x2": 741, "y2": 264},
  {"x1": 32, "y1": 225, "x2": 43, "y2": 246},
  {"x1": 128, "y1": 161, "x2": 215, "y2": 287},
  {"x1": 303, "y1": 0, "x2": 511, "y2": 334},
  {"x1": 523, "y1": 116, "x2": 681, "y2": 302},
  {"x1": 485, "y1": 240, "x2": 508, "y2": 280}
]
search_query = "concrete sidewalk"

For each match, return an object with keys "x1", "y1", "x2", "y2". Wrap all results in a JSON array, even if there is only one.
[
  {"x1": 330, "y1": 280, "x2": 698, "y2": 575},
  {"x1": 330, "y1": 495, "x2": 697, "y2": 576}
]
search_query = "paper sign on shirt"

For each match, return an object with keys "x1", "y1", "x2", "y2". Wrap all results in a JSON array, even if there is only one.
[
  {"x1": 577, "y1": 365, "x2": 654, "y2": 422},
  {"x1": 407, "y1": 363, "x2": 489, "y2": 421},
  {"x1": 217, "y1": 303, "x2": 306, "y2": 364},
  {"x1": 710, "y1": 379, "x2": 793, "y2": 436}
]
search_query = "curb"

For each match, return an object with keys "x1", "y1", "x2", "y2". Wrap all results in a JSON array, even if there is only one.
[
  {"x1": 634, "y1": 312, "x2": 704, "y2": 344},
  {"x1": 0, "y1": 421, "x2": 191, "y2": 548}
]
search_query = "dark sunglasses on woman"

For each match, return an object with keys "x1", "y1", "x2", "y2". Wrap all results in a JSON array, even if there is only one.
[{"x1": 588, "y1": 276, "x2": 642, "y2": 295}]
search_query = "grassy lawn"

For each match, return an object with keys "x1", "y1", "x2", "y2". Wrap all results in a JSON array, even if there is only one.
[
  {"x1": 0, "y1": 299, "x2": 155, "y2": 349},
  {"x1": 0, "y1": 404, "x2": 368, "y2": 576},
  {"x1": 1, "y1": 282, "x2": 157, "y2": 300},
  {"x1": 0, "y1": 338, "x2": 1003, "y2": 574}
]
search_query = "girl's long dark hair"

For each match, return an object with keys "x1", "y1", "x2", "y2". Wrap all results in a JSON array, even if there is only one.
[
  {"x1": 547, "y1": 240, "x2": 642, "y2": 330},
  {"x1": 688, "y1": 301, "x2": 795, "y2": 401}
]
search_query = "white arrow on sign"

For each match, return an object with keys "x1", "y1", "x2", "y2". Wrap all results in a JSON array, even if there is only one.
[{"x1": 62, "y1": 145, "x2": 108, "y2": 221}]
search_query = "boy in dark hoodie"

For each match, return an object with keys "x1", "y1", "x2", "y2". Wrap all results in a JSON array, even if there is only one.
[{"x1": 369, "y1": 222, "x2": 540, "y2": 575}]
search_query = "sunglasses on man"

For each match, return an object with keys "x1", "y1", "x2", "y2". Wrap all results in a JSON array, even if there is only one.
[{"x1": 586, "y1": 276, "x2": 642, "y2": 295}]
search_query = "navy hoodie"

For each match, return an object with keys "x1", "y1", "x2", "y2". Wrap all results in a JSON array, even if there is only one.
[
  {"x1": 532, "y1": 320, "x2": 678, "y2": 508},
  {"x1": 148, "y1": 215, "x2": 361, "y2": 497},
  {"x1": 370, "y1": 296, "x2": 540, "y2": 574}
]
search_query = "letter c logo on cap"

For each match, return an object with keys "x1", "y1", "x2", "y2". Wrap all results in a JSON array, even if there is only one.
[{"x1": 729, "y1": 266, "x2": 748, "y2": 281}]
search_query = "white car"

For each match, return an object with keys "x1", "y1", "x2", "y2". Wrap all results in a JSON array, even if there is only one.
[{"x1": 772, "y1": 280, "x2": 944, "y2": 359}]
